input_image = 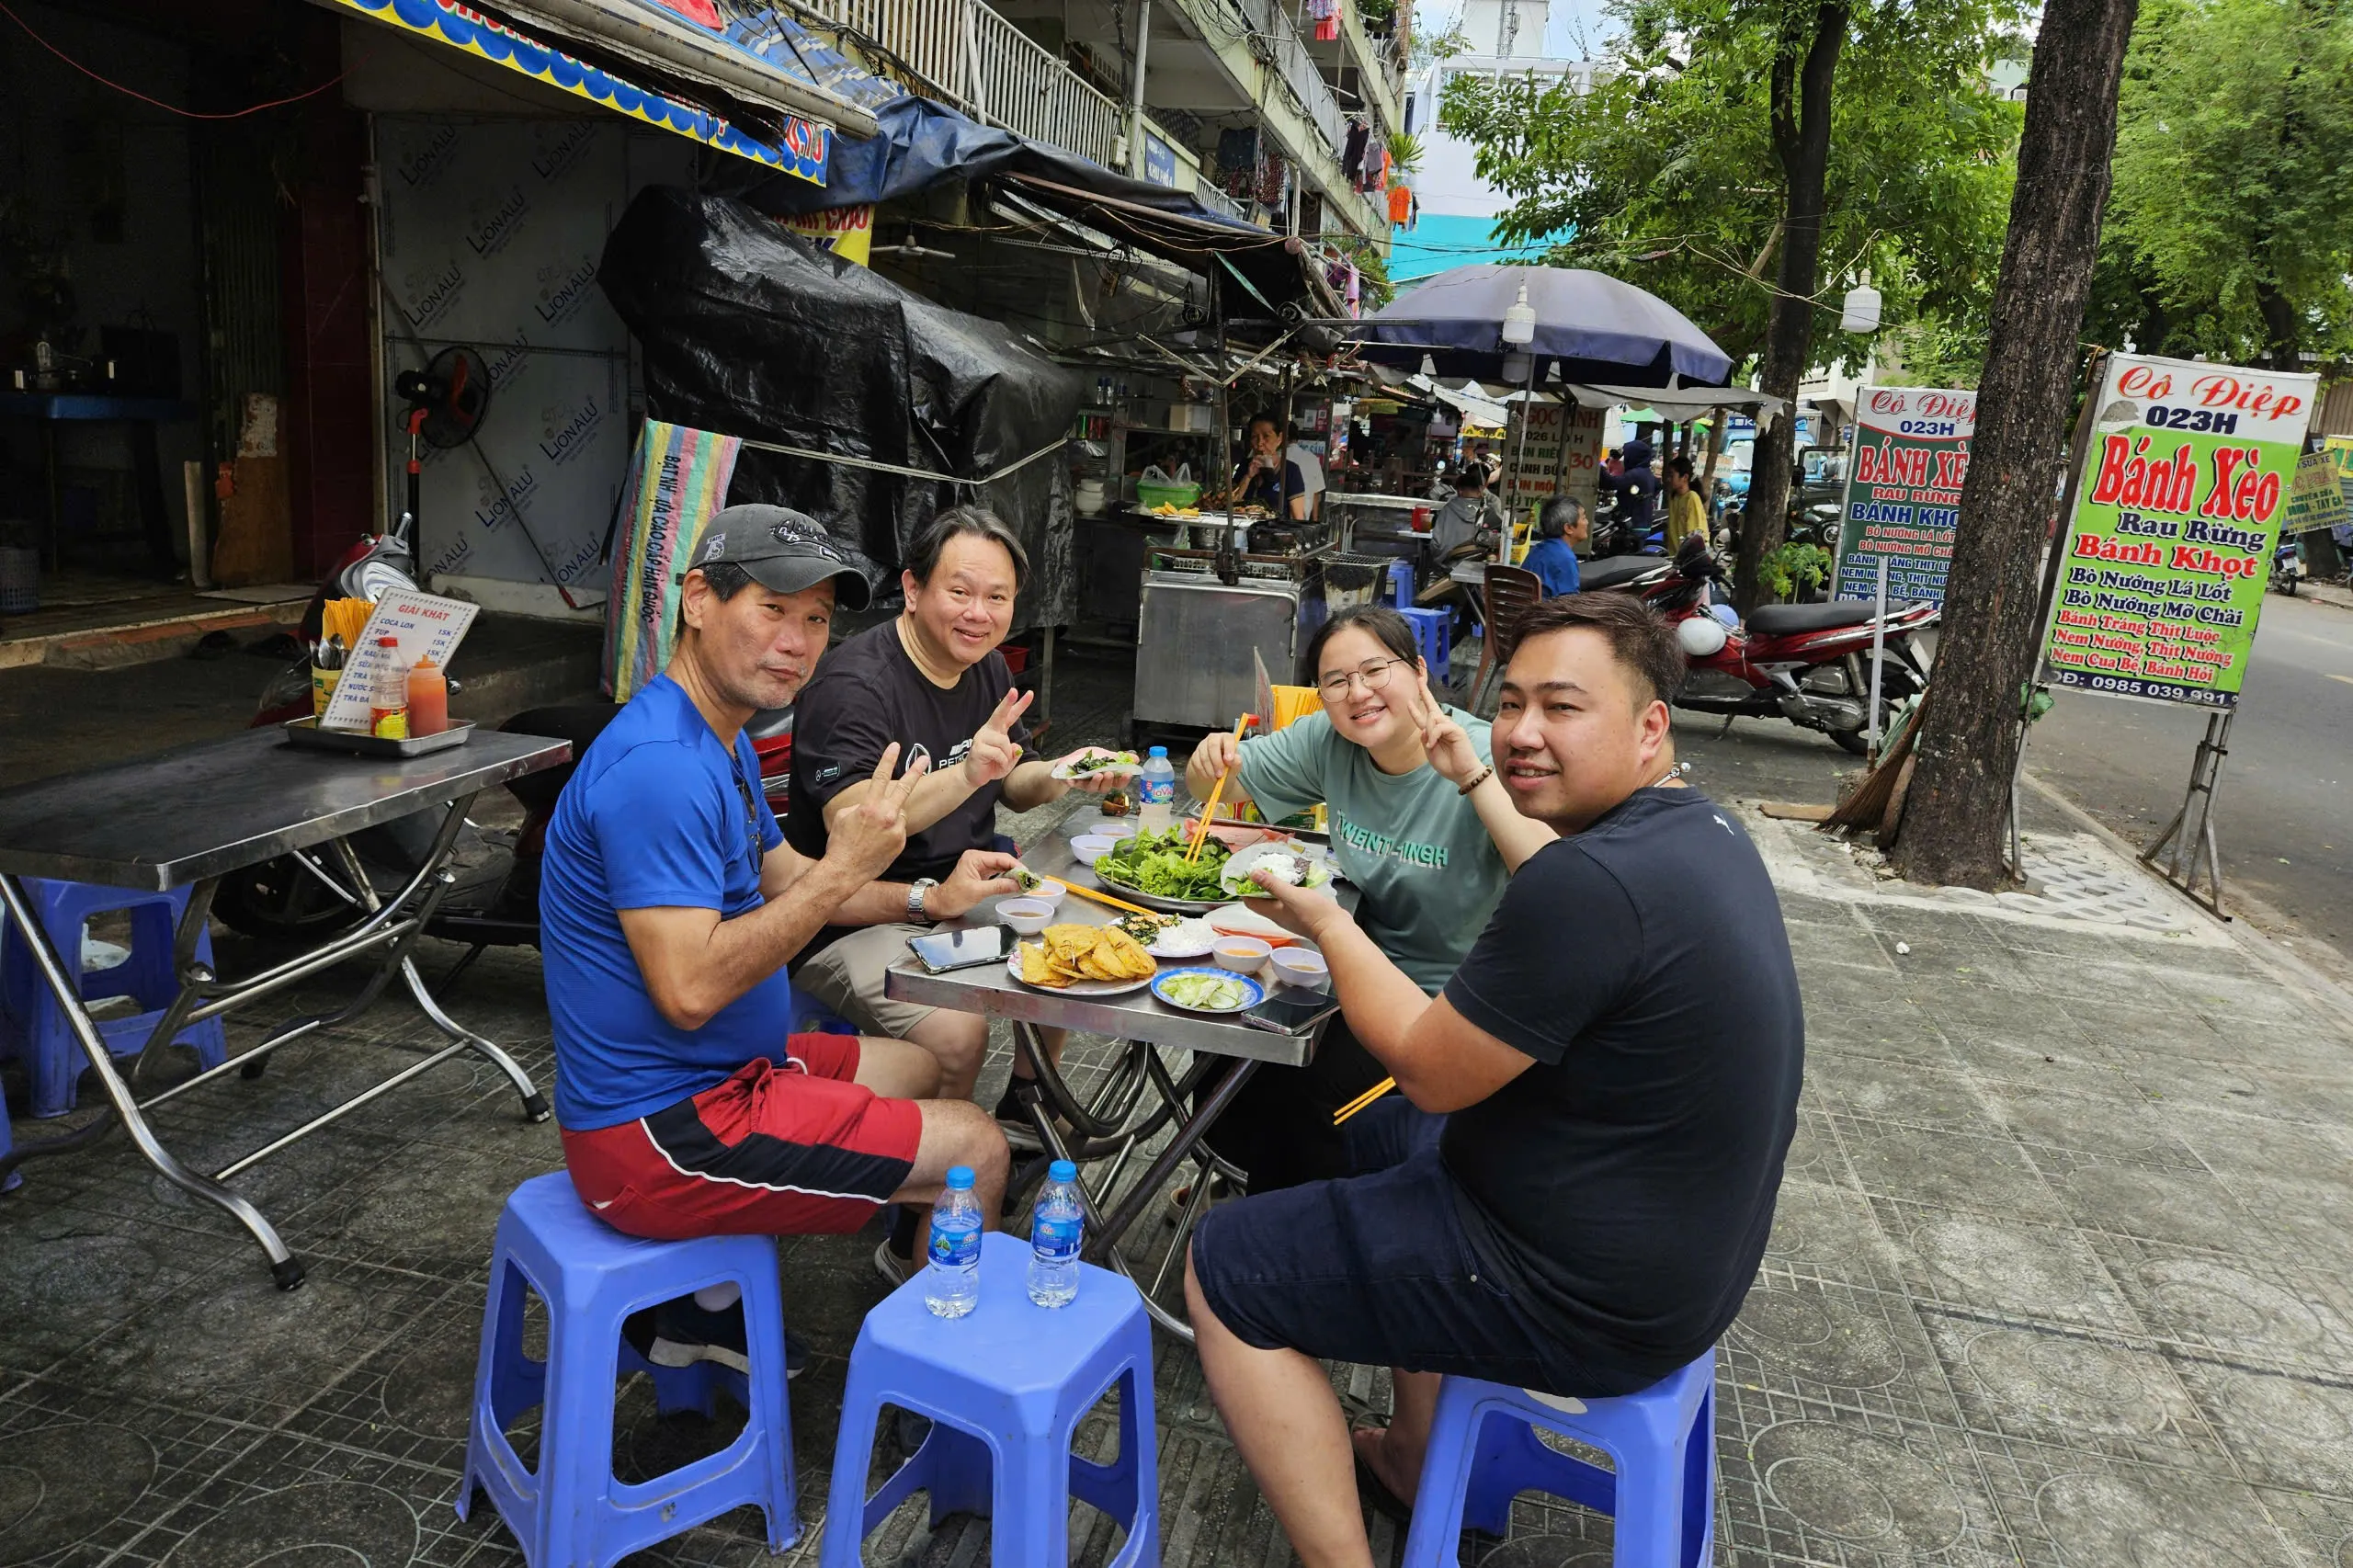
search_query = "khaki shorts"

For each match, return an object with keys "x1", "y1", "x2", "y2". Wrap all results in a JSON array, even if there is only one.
[{"x1": 796, "y1": 922, "x2": 941, "y2": 1040}]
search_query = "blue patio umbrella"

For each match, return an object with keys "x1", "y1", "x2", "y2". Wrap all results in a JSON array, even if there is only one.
[{"x1": 1342, "y1": 264, "x2": 1733, "y2": 388}]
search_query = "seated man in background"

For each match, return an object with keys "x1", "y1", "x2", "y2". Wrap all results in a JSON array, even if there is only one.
[
  {"x1": 1522, "y1": 496, "x2": 1586, "y2": 597},
  {"x1": 542, "y1": 507, "x2": 1013, "y2": 1372},
  {"x1": 1427, "y1": 466, "x2": 1503, "y2": 566},
  {"x1": 785, "y1": 506, "x2": 1120, "y2": 1278},
  {"x1": 1186, "y1": 593, "x2": 1804, "y2": 1568}
]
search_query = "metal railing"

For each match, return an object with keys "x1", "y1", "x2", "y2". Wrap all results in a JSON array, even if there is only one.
[
  {"x1": 968, "y1": 4, "x2": 1123, "y2": 165},
  {"x1": 806, "y1": 0, "x2": 1121, "y2": 167}
]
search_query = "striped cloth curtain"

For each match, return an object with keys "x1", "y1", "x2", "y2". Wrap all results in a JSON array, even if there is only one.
[{"x1": 603, "y1": 419, "x2": 744, "y2": 700}]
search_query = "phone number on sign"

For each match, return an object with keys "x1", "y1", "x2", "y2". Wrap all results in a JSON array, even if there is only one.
[{"x1": 2053, "y1": 670, "x2": 2239, "y2": 707}]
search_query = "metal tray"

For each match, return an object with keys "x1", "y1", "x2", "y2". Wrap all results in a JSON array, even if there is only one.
[{"x1": 281, "y1": 717, "x2": 475, "y2": 759}]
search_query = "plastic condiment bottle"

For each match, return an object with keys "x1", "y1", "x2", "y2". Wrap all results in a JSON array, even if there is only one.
[
  {"x1": 406, "y1": 655, "x2": 449, "y2": 737},
  {"x1": 370, "y1": 637, "x2": 409, "y2": 741}
]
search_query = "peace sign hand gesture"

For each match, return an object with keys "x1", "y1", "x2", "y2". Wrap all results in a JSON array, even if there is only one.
[
  {"x1": 960, "y1": 687, "x2": 1033, "y2": 789},
  {"x1": 1409, "y1": 674, "x2": 1485, "y2": 788},
  {"x1": 827, "y1": 743, "x2": 930, "y2": 882}
]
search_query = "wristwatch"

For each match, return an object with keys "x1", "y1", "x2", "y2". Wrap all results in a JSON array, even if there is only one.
[{"x1": 906, "y1": 878, "x2": 941, "y2": 924}]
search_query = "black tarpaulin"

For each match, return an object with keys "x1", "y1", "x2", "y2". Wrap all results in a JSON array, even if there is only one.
[{"x1": 597, "y1": 186, "x2": 1083, "y2": 630}]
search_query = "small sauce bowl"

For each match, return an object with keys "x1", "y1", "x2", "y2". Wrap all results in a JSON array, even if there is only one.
[
  {"x1": 998, "y1": 899, "x2": 1057, "y2": 935},
  {"x1": 1211, "y1": 936, "x2": 1273, "y2": 977}
]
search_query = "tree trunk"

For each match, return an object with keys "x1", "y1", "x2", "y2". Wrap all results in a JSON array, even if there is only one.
[
  {"x1": 1889, "y1": 0, "x2": 2141, "y2": 890},
  {"x1": 2254, "y1": 278, "x2": 2300, "y2": 372},
  {"x1": 1731, "y1": 0, "x2": 1847, "y2": 611}
]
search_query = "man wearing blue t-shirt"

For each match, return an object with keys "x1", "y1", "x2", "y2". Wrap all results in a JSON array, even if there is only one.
[
  {"x1": 542, "y1": 505, "x2": 1014, "y2": 1373},
  {"x1": 1522, "y1": 496, "x2": 1586, "y2": 597}
]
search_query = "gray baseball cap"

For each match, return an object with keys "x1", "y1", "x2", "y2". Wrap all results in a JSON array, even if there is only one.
[{"x1": 683, "y1": 504, "x2": 871, "y2": 611}]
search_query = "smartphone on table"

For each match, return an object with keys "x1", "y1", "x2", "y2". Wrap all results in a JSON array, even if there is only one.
[
  {"x1": 1239, "y1": 988, "x2": 1342, "y2": 1035},
  {"x1": 907, "y1": 926, "x2": 1013, "y2": 973}
]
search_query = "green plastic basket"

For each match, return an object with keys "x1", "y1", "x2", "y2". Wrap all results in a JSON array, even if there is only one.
[{"x1": 1135, "y1": 479, "x2": 1201, "y2": 510}]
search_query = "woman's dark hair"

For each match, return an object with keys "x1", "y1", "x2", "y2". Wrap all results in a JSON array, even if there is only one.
[
  {"x1": 1538, "y1": 497, "x2": 1582, "y2": 540},
  {"x1": 1303, "y1": 605, "x2": 1421, "y2": 685},
  {"x1": 906, "y1": 505, "x2": 1029, "y2": 589},
  {"x1": 1509, "y1": 593, "x2": 1686, "y2": 705}
]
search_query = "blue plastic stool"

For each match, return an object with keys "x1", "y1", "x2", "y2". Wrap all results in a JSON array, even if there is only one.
[
  {"x1": 0, "y1": 879, "x2": 227, "y2": 1119},
  {"x1": 1386, "y1": 559, "x2": 1415, "y2": 608},
  {"x1": 821, "y1": 1232, "x2": 1158, "y2": 1568},
  {"x1": 460, "y1": 1173, "x2": 799, "y2": 1566},
  {"x1": 0, "y1": 1104, "x2": 17, "y2": 1194},
  {"x1": 1397, "y1": 606, "x2": 1452, "y2": 682},
  {"x1": 1399, "y1": 1350, "x2": 1716, "y2": 1568}
]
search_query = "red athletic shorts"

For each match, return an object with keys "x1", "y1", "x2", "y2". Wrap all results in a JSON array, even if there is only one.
[{"x1": 560, "y1": 1035, "x2": 923, "y2": 1238}]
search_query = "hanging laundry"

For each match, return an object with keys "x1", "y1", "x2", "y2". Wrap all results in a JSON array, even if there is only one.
[
  {"x1": 1315, "y1": 8, "x2": 1340, "y2": 40},
  {"x1": 1388, "y1": 183, "x2": 1411, "y2": 225},
  {"x1": 1256, "y1": 153, "x2": 1290, "y2": 208},
  {"x1": 1377, "y1": 148, "x2": 1391, "y2": 191},
  {"x1": 1345, "y1": 262, "x2": 1361, "y2": 312},
  {"x1": 1217, "y1": 126, "x2": 1259, "y2": 177},
  {"x1": 1341, "y1": 119, "x2": 1370, "y2": 181}
]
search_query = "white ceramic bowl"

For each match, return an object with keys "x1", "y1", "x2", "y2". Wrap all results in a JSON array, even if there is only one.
[
  {"x1": 1082, "y1": 819, "x2": 1141, "y2": 843},
  {"x1": 998, "y1": 898, "x2": 1057, "y2": 935},
  {"x1": 1023, "y1": 878, "x2": 1068, "y2": 909},
  {"x1": 1211, "y1": 936, "x2": 1273, "y2": 977},
  {"x1": 1268, "y1": 947, "x2": 1329, "y2": 990},
  {"x1": 1070, "y1": 834, "x2": 1120, "y2": 864}
]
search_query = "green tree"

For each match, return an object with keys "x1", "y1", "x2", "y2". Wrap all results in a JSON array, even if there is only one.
[
  {"x1": 2086, "y1": 0, "x2": 2353, "y2": 370},
  {"x1": 1441, "y1": 0, "x2": 2022, "y2": 597}
]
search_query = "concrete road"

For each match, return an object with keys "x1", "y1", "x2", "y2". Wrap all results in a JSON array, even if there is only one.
[{"x1": 2026, "y1": 588, "x2": 2353, "y2": 962}]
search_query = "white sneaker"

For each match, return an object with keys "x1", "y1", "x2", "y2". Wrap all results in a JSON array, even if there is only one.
[{"x1": 873, "y1": 1238, "x2": 916, "y2": 1289}]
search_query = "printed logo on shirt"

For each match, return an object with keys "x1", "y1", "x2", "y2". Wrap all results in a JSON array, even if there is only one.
[
  {"x1": 812, "y1": 764, "x2": 843, "y2": 785},
  {"x1": 1331, "y1": 810, "x2": 1449, "y2": 868}
]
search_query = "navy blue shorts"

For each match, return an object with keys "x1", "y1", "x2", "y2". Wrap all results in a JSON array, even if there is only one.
[{"x1": 1190, "y1": 1099, "x2": 1635, "y2": 1397}]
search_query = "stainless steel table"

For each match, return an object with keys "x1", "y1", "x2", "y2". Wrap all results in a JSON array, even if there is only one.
[
  {"x1": 0, "y1": 726, "x2": 568, "y2": 1287},
  {"x1": 885, "y1": 830, "x2": 1353, "y2": 1339}
]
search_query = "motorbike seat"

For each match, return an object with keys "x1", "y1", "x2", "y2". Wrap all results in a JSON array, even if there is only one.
[
  {"x1": 1745, "y1": 599, "x2": 1898, "y2": 635},
  {"x1": 1580, "y1": 556, "x2": 1671, "y2": 591}
]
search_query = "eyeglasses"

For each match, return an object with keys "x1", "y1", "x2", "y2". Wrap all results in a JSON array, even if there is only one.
[{"x1": 1317, "y1": 657, "x2": 1410, "y2": 700}]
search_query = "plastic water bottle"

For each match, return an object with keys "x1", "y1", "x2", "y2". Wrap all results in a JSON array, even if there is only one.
[
  {"x1": 925, "y1": 1165, "x2": 983, "y2": 1319},
  {"x1": 1028, "y1": 1159, "x2": 1084, "y2": 1307},
  {"x1": 1139, "y1": 746, "x2": 1176, "y2": 831}
]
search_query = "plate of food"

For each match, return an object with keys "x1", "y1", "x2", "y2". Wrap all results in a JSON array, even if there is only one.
[
  {"x1": 1219, "y1": 840, "x2": 1333, "y2": 900},
  {"x1": 1089, "y1": 826, "x2": 1239, "y2": 914},
  {"x1": 1136, "y1": 914, "x2": 1219, "y2": 959},
  {"x1": 1152, "y1": 966, "x2": 1265, "y2": 1015},
  {"x1": 1010, "y1": 922, "x2": 1158, "y2": 994},
  {"x1": 1051, "y1": 747, "x2": 1142, "y2": 781}
]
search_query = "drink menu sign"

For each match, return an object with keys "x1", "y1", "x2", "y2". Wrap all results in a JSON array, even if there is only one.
[
  {"x1": 1831, "y1": 386, "x2": 1977, "y2": 604},
  {"x1": 2038, "y1": 353, "x2": 2317, "y2": 709}
]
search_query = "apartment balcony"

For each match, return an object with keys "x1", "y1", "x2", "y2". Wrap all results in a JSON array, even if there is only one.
[{"x1": 803, "y1": 0, "x2": 1125, "y2": 166}]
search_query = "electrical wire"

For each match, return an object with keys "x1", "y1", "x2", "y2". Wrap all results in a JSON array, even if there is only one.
[{"x1": 0, "y1": 0, "x2": 347, "y2": 119}]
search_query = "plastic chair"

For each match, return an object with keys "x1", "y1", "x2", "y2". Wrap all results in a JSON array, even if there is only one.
[
  {"x1": 460, "y1": 1173, "x2": 799, "y2": 1567},
  {"x1": 1400, "y1": 1349, "x2": 1716, "y2": 1568},
  {"x1": 0, "y1": 879, "x2": 227, "y2": 1119},
  {"x1": 1386, "y1": 558, "x2": 1415, "y2": 608},
  {"x1": 1468, "y1": 563, "x2": 1544, "y2": 716},
  {"x1": 821, "y1": 1232, "x2": 1157, "y2": 1568},
  {"x1": 1397, "y1": 607, "x2": 1452, "y2": 689}
]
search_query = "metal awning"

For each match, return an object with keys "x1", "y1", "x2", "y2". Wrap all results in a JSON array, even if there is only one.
[{"x1": 329, "y1": 0, "x2": 876, "y2": 181}]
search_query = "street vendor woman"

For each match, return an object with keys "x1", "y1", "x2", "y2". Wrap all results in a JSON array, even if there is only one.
[
  {"x1": 784, "y1": 504, "x2": 1123, "y2": 1282},
  {"x1": 1181, "y1": 605, "x2": 1556, "y2": 1191},
  {"x1": 1233, "y1": 415, "x2": 1312, "y2": 520},
  {"x1": 540, "y1": 506, "x2": 1013, "y2": 1374}
]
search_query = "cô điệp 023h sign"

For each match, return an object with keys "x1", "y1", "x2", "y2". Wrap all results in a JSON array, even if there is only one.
[{"x1": 2038, "y1": 353, "x2": 2317, "y2": 710}]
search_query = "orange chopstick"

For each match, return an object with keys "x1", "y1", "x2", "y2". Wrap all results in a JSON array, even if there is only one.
[{"x1": 1187, "y1": 714, "x2": 1255, "y2": 861}]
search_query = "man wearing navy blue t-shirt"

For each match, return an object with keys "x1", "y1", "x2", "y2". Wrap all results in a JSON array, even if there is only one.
[
  {"x1": 542, "y1": 506, "x2": 1014, "y2": 1372},
  {"x1": 1190, "y1": 593, "x2": 1802, "y2": 1567}
]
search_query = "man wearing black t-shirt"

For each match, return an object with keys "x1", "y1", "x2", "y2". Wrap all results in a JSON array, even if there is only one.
[
  {"x1": 785, "y1": 509, "x2": 1118, "y2": 1192},
  {"x1": 1187, "y1": 593, "x2": 1802, "y2": 1568}
]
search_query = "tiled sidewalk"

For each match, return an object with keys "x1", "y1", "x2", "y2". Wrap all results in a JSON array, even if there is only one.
[{"x1": 3, "y1": 677, "x2": 2350, "y2": 1564}]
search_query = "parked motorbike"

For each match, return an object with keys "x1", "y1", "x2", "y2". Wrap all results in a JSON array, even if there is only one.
[
  {"x1": 1599, "y1": 538, "x2": 1938, "y2": 755},
  {"x1": 2270, "y1": 536, "x2": 2304, "y2": 596}
]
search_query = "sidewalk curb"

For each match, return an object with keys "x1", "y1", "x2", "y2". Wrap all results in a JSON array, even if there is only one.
[{"x1": 2020, "y1": 766, "x2": 2353, "y2": 1036}]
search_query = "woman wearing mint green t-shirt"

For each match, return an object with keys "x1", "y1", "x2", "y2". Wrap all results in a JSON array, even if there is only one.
[{"x1": 1182, "y1": 606, "x2": 1556, "y2": 1191}]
